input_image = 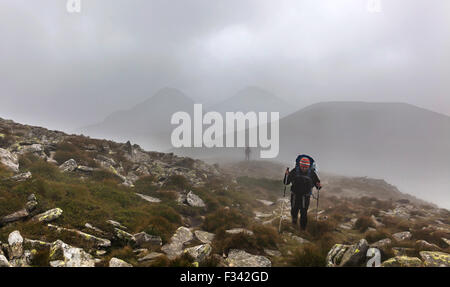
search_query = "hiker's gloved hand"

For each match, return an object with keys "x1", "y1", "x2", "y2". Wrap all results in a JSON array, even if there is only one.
[{"x1": 316, "y1": 182, "x2": 322, "y2": 189}]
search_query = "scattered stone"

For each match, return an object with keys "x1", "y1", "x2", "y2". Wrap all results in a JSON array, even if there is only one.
[
  {"x1": 84, "y1": 223, "x2": 106, "y2": 236},
  {"x1": 133, "y1": 232, "x2": 162, "y2": 247},
  {"x1": 47, "y1": 224, "x2": 111, "y2": 248},
  {"x1": 8, "y1": 231, "x2": 24, "y2": 259},
  {"x1": 264, "y1": 249, "x2": 282, "y2": 257},
  {"x1": 8, "y1": 171, "x2": 32, "y2": 182},
  {"x1": 59, "y1": 159, "x2": 77, "y2": 172},
  {"x1": 441, "y1": 238, "x2": 450, "y2": 247},
  {"x1": 49, "y1": 240, "x2": 95, "y2": 267},
  {"x1": 27, "y1": 194, "x2": 37, "y2": 202},
  {"x1": 371, "y1": 238, "x2": 392, "y2": 249},
  {"x1": 194, "y1": 230, "x2": 215, "y2": 244},
  {"x1": 225, "y1": 228, "x2": 254, "y2": 236},
  {"x1": 106, "y1": 220, "x2": 127, "y2": 230},
  {"x1": 0, "y1": 255, "x2": 11, "y2": 267},
  {"x1": 135, "y1": 193, "x2": 161, "y2": 203},
  {"x1": 1, "y1": 209, "x2": 29, "y2": 225},
  {"x1": 161, "y1": 227, "x2": 193, "y2": 259},
  {"x1": 0, "y1": 148, "x2": 19, "y2": 172},
  {"x1": 419, "y1": 251, "x2": 450, "y2": 267},
  {"x1": 23, "y1": 239, "x2": 51, "y2": 250},
  {"x1": 138, "y1": 252, "x2": 165, "y2": 262},
  {"x1": 392, "y1": 231, "x2": 412, "y2": 242},
  {"x1": 109, "y1": 257, "x2": 133, "y2": 267},
  {"x1": 326, "y1": 244, "x2": 351, "y2": 267},
  {"x1": 339, "y1": 239, "x2": 369, "y2": 267},
  {"x1": 226, "y1": 249, "x2": 271, "y2": 267},
  {"x1": 186, "y1": 191, "x2": 206, "y2": 207},
  {"x1": 114, "y1": 228, "x2": 136, "y2": 245},
  {"x1": 415, "y1": 240, "x2": 441, "y2": 251},
  {"x1": 257, "y1": 199, "x2": 274, "y2": 206},
  {"x1": 25, "y1": 200, "x2": 38, "y2": 213},
  {"x1": 381, "y1": 256, "x2": 423, "y2": 267},
  {"x1": 32, "y1": 208, "x2": 63, "y2": 223},
  {"x1": 76, "y1": 166, "x2": 94, "y2": 173},
  {"x1": 291, "y1": 236, "x2": 310, "y2": 244},
  {"x1": 96, "y1": 250, "x2": 107, "y2": 256},
  {"x1": 184, "y1": 244, "x2": 212, "y2": 262},
  {"x1": 338, "y1": 223, "x2": 352, "y2": 230}
]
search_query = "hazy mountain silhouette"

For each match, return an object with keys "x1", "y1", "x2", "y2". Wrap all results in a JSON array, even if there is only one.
[
  {"x1": 78, "y1": 87, "x2": 194, "y2": 151},
  {"x1": 206, "y1": 86, "x2": 294, "y2": 118}
]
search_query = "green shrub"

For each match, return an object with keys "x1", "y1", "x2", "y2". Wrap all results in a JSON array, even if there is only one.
[
  {"x1": 365, "y1": 229, "x2": 391, "y2": 243},
  {"x1": 289, "y1": 243, "x2": 327, "y2": 267},
  {"x1": 202, "y1": 208, "x2": 248, "y2": 233},
  {"x1": 354, "y1": 216, "x2": 375, "y2": 232},
  {"x1": 163, "y1": 175, "x2": 190, "y2": 190}
]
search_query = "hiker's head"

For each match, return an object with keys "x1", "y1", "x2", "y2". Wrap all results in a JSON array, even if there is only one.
[{"x1": 299, "y1": 157, "x2": 311, "y2": 172}]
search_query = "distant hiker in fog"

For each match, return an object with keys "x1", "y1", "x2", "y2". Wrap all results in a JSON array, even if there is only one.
[
  {"x1": 245, "y1": 146, "x2": 251, "y2": 161},
  {"x1": 283, "y1": 155, "x2": 321, "y2": 230}
]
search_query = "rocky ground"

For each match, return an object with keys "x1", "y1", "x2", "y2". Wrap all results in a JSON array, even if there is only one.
[{"x1": 0, "y1": 117, "x2": 449, "y2": 267}]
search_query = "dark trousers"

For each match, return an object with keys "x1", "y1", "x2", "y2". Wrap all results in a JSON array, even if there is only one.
[{"x1": 291, "y1": 192, "x2": 310, "y2": 230}]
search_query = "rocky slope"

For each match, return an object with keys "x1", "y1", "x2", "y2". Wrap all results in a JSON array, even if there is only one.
[{"x1": 0, "y1": 117, "x2": 449, "y2": 267}]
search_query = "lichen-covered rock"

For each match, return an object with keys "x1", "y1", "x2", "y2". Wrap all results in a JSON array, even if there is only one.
[
  {"x1": 339, "y1": 239, "x2": 369, "y2": 267},
  {"x1": 49, "y1": 240, "x2": 95, "y2": 267},
  {"x1": 8, "y1": 231, "x2": 24, "y2": 259},
  {"x1": 184, "y1": 244, "x2": 212, "y2": 263},
  {"x1": 326, "y1": 244, "x2": 351, "y2": 267},
  {"x1": 109, "y1": 257, "x2": 133, "y2": 267},
  {"x1": 33, "y1": 208, "x2": 63, "y2": 223},
  {"x1": 194, "y1": 230, "x2": 215, "y2": 244},
  {"x1": 226, "y1": 249, "x2": 271, "y2": 267},
  {"x1": 47, "y1": 224, "x2": 111, "y2": 248},
  {"x1": 392, "y1": 231, "x2": 412, "y2": 241},
  {"x1": 419, "y1": 251, "x2": 450, "y2": 267},
  {"x1": 0, "y1": 148, "x2": 19, "y2": 172},
  {"x1": 415, "y1": 240, "x2": 441, "y2": 251},
  {"x1": 114, "y1": 228, "x2": 136, "y2": 245},
  {"x1": 381, "y1": 256, "x2": 423, "y2": 267},
  {"x1": 186, "y1": 191, "x2": 206, "y2": 207},
  {"x1": 133, "y1": 232, "x2": 162, "y2": 247},
  {"x1": 161, "y1": 227, "x2": 193, "y2": 259},
  {"x1": 59, "y1": 159, "x2": 77, "y2": 172},
  {"x1": 0, "y1": 255, "x2": 11, "y2": 267}
]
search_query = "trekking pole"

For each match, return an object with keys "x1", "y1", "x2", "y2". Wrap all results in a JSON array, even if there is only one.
[
  {"x1": 278, "y1": 168, "x2": 289, "y2": 234},
  {"x1": 315, "y1": 186, "x2": 321, "y2": 221}
]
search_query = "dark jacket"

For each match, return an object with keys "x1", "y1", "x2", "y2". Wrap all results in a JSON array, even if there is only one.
[{"x1": 284, "y1": 168, "x2": 320, "y2": 195}]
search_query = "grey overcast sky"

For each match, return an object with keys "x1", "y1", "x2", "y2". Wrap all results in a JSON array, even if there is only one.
[{"x1": 1, "y1": 0, "x2": 449, "y2": 131}]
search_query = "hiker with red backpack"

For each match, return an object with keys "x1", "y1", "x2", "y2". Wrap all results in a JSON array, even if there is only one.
[{"x1": 283, "y1": 155, "x2": 322, "y2": 230}]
